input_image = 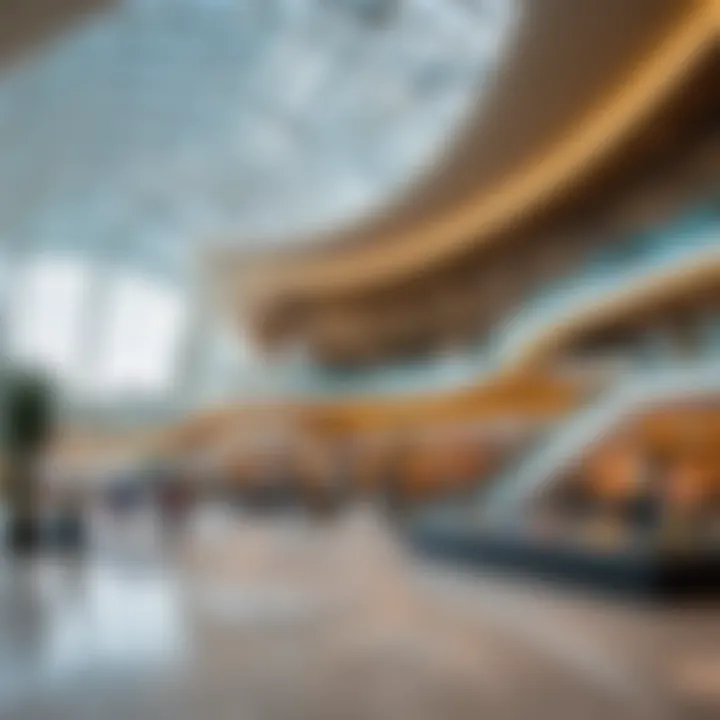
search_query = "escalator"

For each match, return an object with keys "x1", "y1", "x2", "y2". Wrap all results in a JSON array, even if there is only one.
[{"x1": 408, "y1": 361, "x2": 720, "y2": 598}]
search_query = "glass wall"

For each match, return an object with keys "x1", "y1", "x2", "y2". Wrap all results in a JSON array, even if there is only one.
[{"x1": 2, "y1": 252, "x2": 189, "y2": 414}]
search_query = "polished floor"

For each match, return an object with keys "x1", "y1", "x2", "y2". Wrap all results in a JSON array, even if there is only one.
[{"x1": 1, "y1": 506, "x2": 719, "y2": 720}]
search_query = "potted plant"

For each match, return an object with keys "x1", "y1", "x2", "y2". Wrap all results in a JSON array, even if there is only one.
[{"x1": 1, "y1": 369, "x2": 55, "y2": 553}]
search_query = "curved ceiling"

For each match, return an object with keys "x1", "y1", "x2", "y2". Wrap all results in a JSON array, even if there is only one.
[
  {"x1": 0, "y1": 0, "x2": 517, "y2": 265},
  {"x1": 225, "y1": 0, "x2": 717, "y2": 307}
]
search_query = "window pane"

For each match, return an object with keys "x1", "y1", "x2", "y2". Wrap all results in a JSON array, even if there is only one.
[
  {"x1": 8, "y1": 257, "x2": 90, "y2": 382},
  {"x1": 95, "y1": 273, "x2": 186, "y2": 398}
]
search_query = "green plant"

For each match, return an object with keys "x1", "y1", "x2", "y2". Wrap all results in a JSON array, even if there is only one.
[
  {"x1": 3, "y1": 371, "x2": 55, "y2": 452},
  {"x1": 1, "y1": 368, "x2": 56, "y2": 549}
]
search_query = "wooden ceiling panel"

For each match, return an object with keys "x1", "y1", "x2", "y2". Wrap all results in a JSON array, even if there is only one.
[{"x1": 0, "y1": 0, "x2": 115, "y2": 69}]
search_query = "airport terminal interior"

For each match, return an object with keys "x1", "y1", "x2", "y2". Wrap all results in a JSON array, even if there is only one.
[{"x1": 1, "y1": 1, "x2": 720, "y2": 718}]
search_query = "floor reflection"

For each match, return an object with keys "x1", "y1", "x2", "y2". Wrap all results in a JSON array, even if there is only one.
[
  {"x1": 0, "y1": 555, "x2": 186, "y2": 707},
  {"x1": 0, "y1": 507, "x2": 718, "y2": 719}
]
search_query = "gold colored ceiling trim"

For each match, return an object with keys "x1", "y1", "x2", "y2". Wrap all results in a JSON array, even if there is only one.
[
  {"x1": 512, "y1": 256, "x2": 720, "y2": 369},
  {"x1": 235, "y1": 2, "x2": 717, "y2": 307}
]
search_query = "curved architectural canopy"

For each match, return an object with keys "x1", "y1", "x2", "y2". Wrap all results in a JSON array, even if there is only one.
[
  {"x1": 0, "y1": 0, "x2": 716, "y2": 431},
  {"x1": 223, "y1": 0, "x2": 717, "y2": 306}
]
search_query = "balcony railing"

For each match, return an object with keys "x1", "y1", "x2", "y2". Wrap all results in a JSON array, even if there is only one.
[
  {"x1": 266, "y1": 205, "x2": 720, "y2": 398},
  {"x1": 494, "y1": 206, "x2": 720, "y2": 365}
]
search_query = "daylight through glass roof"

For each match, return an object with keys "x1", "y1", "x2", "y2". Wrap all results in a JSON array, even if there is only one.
[
  {"x1": 0, "y1": 0, "x2": 518, "y2": 416},
  {"x1": 0, "y1": 0, "x2": 517, "y2": 255}
]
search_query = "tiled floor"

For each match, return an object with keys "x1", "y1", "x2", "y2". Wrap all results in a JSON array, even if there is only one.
[{"x1": 0, "y1": 506, "x2": 718, "y2": 719}]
